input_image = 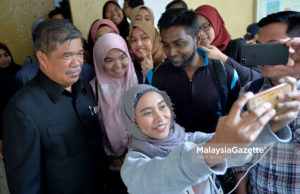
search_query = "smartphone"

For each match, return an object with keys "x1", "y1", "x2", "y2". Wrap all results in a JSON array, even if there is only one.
[
  {"x1": 247, "y1": 82, "x2": 293, "y2": 115},
  {"x1": 240, "y1": 43, "x2": 289, "y2": 66}
]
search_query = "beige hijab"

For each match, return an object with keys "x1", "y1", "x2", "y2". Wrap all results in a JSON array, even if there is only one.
[
  {"x1": 129, "y1": 21, "x2": 166, "y2": 68},
  {"x1": 130, "y1": 5, "x2": 154, "y2": 26}
]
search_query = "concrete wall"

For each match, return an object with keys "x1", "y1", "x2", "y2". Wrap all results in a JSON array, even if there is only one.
[
  {"x1": 0, "y1": 0, "x2": 55, "y2": 65},
  {"x1": 69, "y1": 0, "x2": 107, "y2": 40},
  {"x1": 185, "y1": 0, "x2": 255, "y2": 39},
  {"x1": 0, "y1": 0, "x2": 254, "y2": 64}
]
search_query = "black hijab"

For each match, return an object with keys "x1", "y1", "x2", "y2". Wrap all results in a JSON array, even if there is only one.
[
  {"x1": 0, "y1": 43, "x2": 21, "y2": 76},
  {"x1": 102, "y1": 1, "x2": 130, "y2": 41}
]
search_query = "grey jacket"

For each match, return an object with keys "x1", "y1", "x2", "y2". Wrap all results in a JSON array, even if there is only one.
[{"x1": 121, "y1": 125, "x2": 291, "y2": 194}]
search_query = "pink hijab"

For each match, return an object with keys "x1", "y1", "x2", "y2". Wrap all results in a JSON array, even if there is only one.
[
  {"x1": 91, "y1": 33, "x2": 138, "y2": 156},
  {"x1": 91, "y1": 19, "x2": 120, "y2": 43}
]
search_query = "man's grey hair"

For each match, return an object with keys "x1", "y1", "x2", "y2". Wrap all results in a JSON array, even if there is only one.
[{"x1": 34, "y1": 19, "x2": 82, "y2": 55}]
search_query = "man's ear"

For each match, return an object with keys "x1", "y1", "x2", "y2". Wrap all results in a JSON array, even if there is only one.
[{"x1": 36, "y1": 50, "x2": 48, "y2": 69}]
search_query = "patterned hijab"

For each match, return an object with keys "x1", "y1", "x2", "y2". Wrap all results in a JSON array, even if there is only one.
[
  {"x1": 130, "y1": 5, "x2": 154, "y2": 26},
  {"x1": 129, "y1": 21, "x2": 166, "y2": 68},
  {"x1": 120, "y1": 84, "x2": 185, "y2": 158},
  {"x1": 91, "y1": 19, "x2": 120, "y2": 43},
  {"x1": 195, "y1": 5, "x2": 231, "y2": 51},
  {"x1": 91, "y1": 33, "x2": 138, "y2": 156}
]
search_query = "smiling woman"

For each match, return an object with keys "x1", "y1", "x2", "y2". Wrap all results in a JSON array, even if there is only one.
[
  {"x1": 129, "y1": 21, "x2": 166, "y2": 83},
  {"x1": 130, "y1": 5, "x2": 154, "y2": 26},
  {"x1": 120, "y1": 84, "x2": 293, "y2": 194},
  {"x1": 102, "y1": 0, "x2": 130, "y2": 41},
  {"x1": 0, "y1": 43, "x2": 21, "y2": 76},
  {"x1": 91, "y1": 32, "x2": 138, "y2": 157},
  {"x1": 90, "y1": 32, "x2": 138, "y2": 193},
  {"x1": 194, "y1": 5, "x2": 263, "y2": 86}
]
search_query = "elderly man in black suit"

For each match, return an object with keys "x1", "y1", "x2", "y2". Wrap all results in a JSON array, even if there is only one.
[{"x1": 2, "y1": 19, "x2": 109, "y2": 194}]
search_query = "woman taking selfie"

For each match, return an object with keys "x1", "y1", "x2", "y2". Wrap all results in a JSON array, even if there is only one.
[{"x1": 120, "y1": 84, "x2": 296, "y2": 194}]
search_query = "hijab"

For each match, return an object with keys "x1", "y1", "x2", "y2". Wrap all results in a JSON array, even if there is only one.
[
  {"x1": 0, "y1": 43, "x2": 21, "y2": 76},
  {"x1": 194, "y1": 5, "x2": 231, "y2": 51},
  {"x1": 130, "y1": 5, "x2": 154, "y2": 26},
  {"x1": 129, "y1": 21, "x2": 166, "y2": 68},
  {"x1": 120, "y1": 84, "x2": 185, "y2": 158},
  {"x1": 91, "y1": 19, "x2": 120, "y2": 43},
  {"x1": 103, "y1": 1, "x2": 130, "y2": 41},
  {"x1": 91, "y1": 33, "x2": 138, "y2": 156}
]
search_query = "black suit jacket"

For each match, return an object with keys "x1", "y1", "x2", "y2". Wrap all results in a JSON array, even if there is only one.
[{"x1": 2, "y1": 71, "x2": 108, "y2": 194}]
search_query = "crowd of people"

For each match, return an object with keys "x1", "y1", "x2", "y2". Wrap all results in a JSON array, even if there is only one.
[{"x1": 1, "y1": 0, "x2": 300, "y2": 194}]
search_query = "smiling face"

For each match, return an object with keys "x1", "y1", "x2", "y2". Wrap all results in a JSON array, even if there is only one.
[
  {"x1": 105, "y1": 3, "x2": 124, "y2": 25},
  {"x1": 0, "y1": 48, "x2": 12, "y2": 68},
  {"x1": 37, "y1": 38, "x2": 84, "y2": 91},
  {"x1": 161, "y1": 25, "x2": 196, "y2": 68},
  {"x1": 135, "y1": 8, "x2": 152, "y2": 24},
  {"x1": 197, "y1": 14, "x2": 215, "y2": 46},
  {"x1": 130, "y1": 27, "x2": 153, "y2": 59},
  {"x1": 135, "y1": 91, "x2": 171, "y2": 140},
  {"x1": 103, "y1": 48, "x2": 129, "y2": 78}
]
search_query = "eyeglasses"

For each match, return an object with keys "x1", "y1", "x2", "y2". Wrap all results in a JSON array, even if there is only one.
[{"x1": 199, "y1": 23, "x2": 212, "y2": 32}]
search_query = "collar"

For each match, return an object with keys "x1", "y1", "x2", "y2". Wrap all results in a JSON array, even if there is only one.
[
  {"x1": 197, "y1": 47, "x2": 209, "y2": 66},
  {"x1": 37, "y1": 70, "x2": 84, "y2": 103}
]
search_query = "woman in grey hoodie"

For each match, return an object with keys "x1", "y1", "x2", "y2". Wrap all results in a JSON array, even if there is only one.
[{"x1": 120, "y1": 84, "x2": 295, "y2": 194}]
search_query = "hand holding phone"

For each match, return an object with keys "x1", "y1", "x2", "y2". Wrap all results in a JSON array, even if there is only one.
[{"x1": 247, "y1": 82, "x2": 293, "y2": 116}]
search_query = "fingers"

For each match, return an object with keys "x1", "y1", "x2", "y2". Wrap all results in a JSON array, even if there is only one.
[
  {"x1": 240, "y1": 111, "x2": 248, "y2": 118},
  {"x1": 244, "y1": 102, "x2": 273, "y2": 124},
  {"x1": 247, "y1": 109, "x2": 276, "y2": 141},
  {"x1": 281, "y1": 38, "x2": 300, "y2": 62},
  {"x1": 278, "y1": 76, "x2": 297, "y2": 90},
  {"x1": 205, "y1": 45, "x2": 215, "y2": 49},
  {"x1": 279, "y1": 37, "x2": 293, "y2": 45},
  {"x1": 141, "y1": 49, "x2": 152, "y2": 60},
  {"x1": 285, "y1": 57, "x2": 295, "y2": 67},
  {"x1": 276, "y1": 100, "x2": 300, "y2": 113},
  {"x1": 199, "y1": 45, "x2": 209, "y2": 52},
  {"x1": 228, "y1": 92, "x2": 254, "y2": 121},
  {"x1": 140, "y1": 49, "x2": 153, "y2": 70},
  {"x1": 287, "y1": 37, "x2": 300, "y2": 48},
  {"x1": 278, "y1": 90, "x2": 300, "y2": 101},
  {"x1": 273, "y1": 110, "x2": 298, "y2": 121}
]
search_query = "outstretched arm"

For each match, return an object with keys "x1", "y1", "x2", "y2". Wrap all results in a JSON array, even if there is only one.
[{"x1": 203, "y1": 92, "x2": 276, "y2": 167}]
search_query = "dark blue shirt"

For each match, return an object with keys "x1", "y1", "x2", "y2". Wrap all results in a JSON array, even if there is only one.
[{"x1": 152, "y1": 48, "x2": 240, "y2": 133}]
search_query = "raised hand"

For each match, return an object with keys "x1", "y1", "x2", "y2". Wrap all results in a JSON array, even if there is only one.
[
  {"x1": 270, "y1": 76, "x2": 300, "y2": 132},
  {"x1": 203, "y1": 92, "x2": 276, "y2": 167},
  {"x1": 282, "y1": 37, "x2": 300, "y2": 66},
  {"x1": 199, "y1": 45, "x2": 228, "y2": 62},
  {"x1": 140, "y1": 49, "x2": 153, "y2": 78},
  {"x1": 213, "y1": 92, "x2": 275, "y2": 145}
]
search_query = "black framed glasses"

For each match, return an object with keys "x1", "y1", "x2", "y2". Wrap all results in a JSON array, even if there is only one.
[{"x1": 199, "y1": 23, "x2": 212, "y2": 32}]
